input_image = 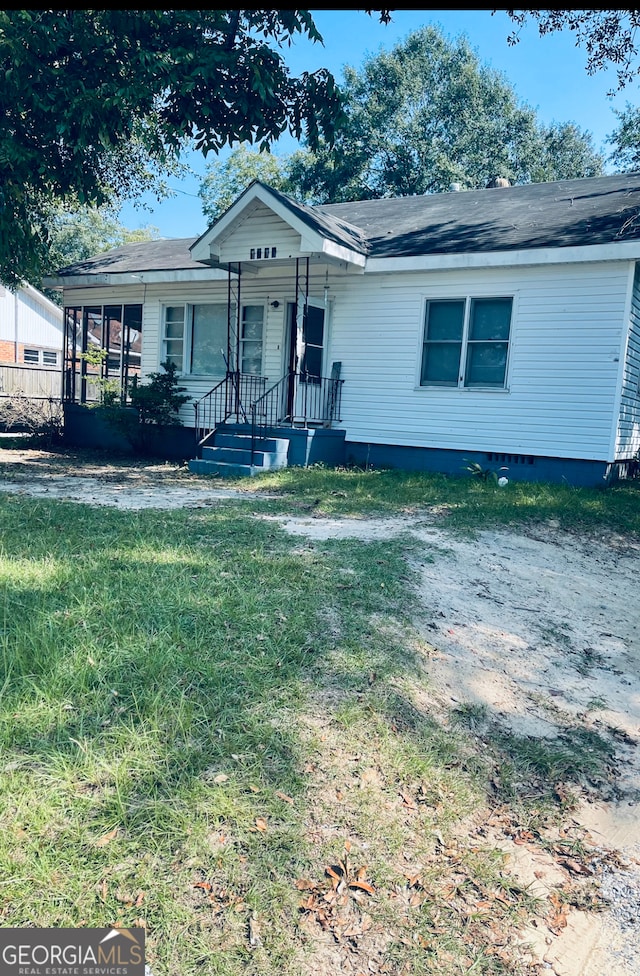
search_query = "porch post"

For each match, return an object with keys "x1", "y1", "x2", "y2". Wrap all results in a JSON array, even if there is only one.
[{"x1": 227, "y1": 263, "x2": 241, "y2": 417}]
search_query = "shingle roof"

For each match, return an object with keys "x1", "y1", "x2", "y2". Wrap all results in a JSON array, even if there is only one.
[
  {"x1": 316, "y1": 173, "x2": 640, "y2": 257},
  {"x1": 54, "y1": 173, "x2": 640, "y2": 275},
  {"x1": 55, "y1": 237, "x2": 201, "y2": 276}
]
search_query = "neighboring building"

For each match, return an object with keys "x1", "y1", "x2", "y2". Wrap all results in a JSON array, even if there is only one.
[
  {"x1": 45, "y1": 173, "x2": 640, "y2": 486},
  {"x1": 0, "y1": 283, "x2": 64, "y2": 400},
  {"x1": 0, "y1": 282, "x2": 63, "y2": 367}
]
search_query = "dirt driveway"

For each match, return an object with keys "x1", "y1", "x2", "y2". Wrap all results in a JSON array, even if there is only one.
[{"x1": 0, "y1": 448, "x2": 638, "y2": 976}]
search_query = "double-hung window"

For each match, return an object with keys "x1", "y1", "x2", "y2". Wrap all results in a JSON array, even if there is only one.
[
  {"x1": 163, "y1": 303, "x2": 263, "y2": 376},
  {"x1": 420, "y1": 296, "x2": 512, "y2": 389}
]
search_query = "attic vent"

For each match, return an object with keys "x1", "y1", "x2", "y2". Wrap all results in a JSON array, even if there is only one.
[{"x1": 249, "y1": 246, "x2": 277, "y2": 259}]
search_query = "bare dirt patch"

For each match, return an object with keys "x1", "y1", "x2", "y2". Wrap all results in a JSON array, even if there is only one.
[
  {"x1": 0, "y1": 447, "x2": 259, "y2": 507},
  {"x1": 1, "y1": 448, "x2": 638, "y2": 975}
]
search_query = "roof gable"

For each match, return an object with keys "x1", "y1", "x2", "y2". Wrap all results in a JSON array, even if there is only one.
[{"x1": 190, "y1": 180, "x2": 367, "y2": 268}]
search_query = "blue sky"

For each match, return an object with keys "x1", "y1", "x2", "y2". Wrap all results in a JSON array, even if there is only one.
[{"x1": 118, "y1": 8, "x2": 639, "y2": 240}]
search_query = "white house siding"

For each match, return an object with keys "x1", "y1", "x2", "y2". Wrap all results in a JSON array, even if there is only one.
[
  {"x1": 615, "y1": 262, "x2": 640, "y2": 459},
  {"x1": 63, "y1": 259, "x2": 630, "y2": 463},
  {"x1": 327, "y1": 261, "x2": 629, "y2": 462},
  {"x1": 0, "y1": 284, "x2": 63, "y2": 360},
  {"x1": 216, "y1": 202, "x2": 302, "y2": 264},
  {"x1": 140, "y1": 268, "x2": 331, "y2": 424}
]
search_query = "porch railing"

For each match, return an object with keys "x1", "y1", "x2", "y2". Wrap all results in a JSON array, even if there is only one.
[
  {"x1": 194, "y1": 371, "x2": 267, "y2": 446},
  {"x1": 250, "y1": 370, "x2": 344, "y2": 463}
]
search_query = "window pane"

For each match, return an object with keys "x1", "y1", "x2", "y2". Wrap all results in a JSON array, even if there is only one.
[
  {"x1": 465, "y1": 342, "x2": 508, "y2": 386},
  {"x1": 191, "y1": 304, "x2": 227, "y2": 375},
  {"x1": 24, "y1": 349, "x2": 39, "y2": 363},
  {"x1": 242, "y1": 318, "x2": 263, "y2": 341},
  {"x1": 304, "y1": 306, "x2": 325, "y2": 346},
  {"x1": 165, "y1": 321, "x2": 184, "y2": 339},
  {"x1": 425, "y1": 301, "x2": 465, "y2": 341},
  {"x1": 421, "y1": 342, "x2": 461, "y2": 385},
  {"x1": 42, "y1": 351, "x2": 58, "y2": 365},
  {"x1": 243, "y1": 304, "x2": 263, "y2": 324},
  {"x1": 241, "y1": 341, "x2": 262, "y2": 375},
  {"x1": 301, "y1": 345, "x2": 322, "y2": 380},
  {"x1": 165, "y1": 306, "x2": 184, "y2": 324},
  {"x1": 469, "y1": 298, "x2": 512, "y2": 340}
]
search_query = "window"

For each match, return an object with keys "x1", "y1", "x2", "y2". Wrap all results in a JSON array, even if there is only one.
[
  {"x1": 162, "y1": 303, "x2": 265, "y2": 376},
  {"x1": 421, "y1": 296, "x2": 512, "y2": 388},
  {"x1": 163, "y1": 306, "x2": 185, "y2": 368},
  {"x1": 42, "y1": 350, "x2": 58, "y2": 366},
  {"x1": 23, "y1": 348, "x2": 39, "y2": 364},
  {"x1": 191, "y1": 304, "x2": 227, "y2": 375},
  {"x1": 240, "y1": 305, "x2": 264, "y2": 375},
  {"x1": 301, "y1": 305, "x2": 325, "y2": 382}
]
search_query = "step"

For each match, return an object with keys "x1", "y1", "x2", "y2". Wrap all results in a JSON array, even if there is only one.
[
  {"x1": 188, "y1": 458, "x2": 255, "y2": 478},
  {"x1": 201, "y1": 446, "x2": 287, "y2": 469},
  {"x1": 213, "y1": 433, "x2": 290, "y2": 456}
]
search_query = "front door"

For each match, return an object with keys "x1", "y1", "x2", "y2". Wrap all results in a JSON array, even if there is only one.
[{"x1": 285, "y1": 302, "x2": 325, "y2": 421}]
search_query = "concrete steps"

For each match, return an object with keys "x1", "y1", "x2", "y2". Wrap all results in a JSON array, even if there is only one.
[{"x1": 188, "y1": 432, "x2": 290, "y2": 478}]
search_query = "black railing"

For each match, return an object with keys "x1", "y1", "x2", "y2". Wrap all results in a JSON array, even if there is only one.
[
  {"x1": 250, "y1": 371, "x2": 344, "y2": 463},
  {"x1": 194, "y1": 371, "x2": 267, "y2": 445}
]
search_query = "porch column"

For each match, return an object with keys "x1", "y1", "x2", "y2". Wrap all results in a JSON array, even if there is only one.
[{"x1": 294, "y1": 257, "x2": 310, "y2": 372}]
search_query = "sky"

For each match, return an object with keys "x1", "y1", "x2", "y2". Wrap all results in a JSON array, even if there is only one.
[{"x1": 118, "y1": 8, "x2": 640, "y2": 241}]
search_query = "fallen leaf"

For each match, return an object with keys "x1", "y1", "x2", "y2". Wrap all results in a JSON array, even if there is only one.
[
  {"x1": 400, "y1": 792, "x2": 417, "y2": 810},
  {"x1": 254, "y1": 817, "x2": 268, "y2": 832},
  {"x1": 558, "y1": 857, "x2": 593, "y2": 876},
  {"x1": 348, "y1": 880, "x2": 375, "y2": 894},
  {"x1": 295, "y1": 879, "x2": 317, "y2": 891},
  {"x1": 95, "y1": 827, "x2": 119, "y2": 847},
  {"x1": 213, "y1": 773, "x2": 229, "y2": 784},
  {"x1": 275, "y1": 790, "x2": 294, "y2": 804}
]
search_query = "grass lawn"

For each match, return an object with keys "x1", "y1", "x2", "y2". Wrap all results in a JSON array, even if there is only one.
[{"x1": 0, "y1": 468, "x2": 638, "y2": 975}]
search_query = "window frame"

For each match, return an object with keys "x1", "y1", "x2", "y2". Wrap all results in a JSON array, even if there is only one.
[
  {"x1": 419, "y1": 294, "x2": 513, "y2": 391},
  {"x1": 162, "y1": 302, "x2": 266, "y2": 377},
  {"x1": 239, "y1": 302, "x2": 266, "y2": 377}
]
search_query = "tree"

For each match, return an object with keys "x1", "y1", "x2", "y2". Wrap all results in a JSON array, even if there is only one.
[
  {"x1": 199, "y1": 146, "x2": 290, "y2": 225},
  {"x1": 0, "y1": 9, "x2": 391, "y2": 287},
  {"x1": 41, "y1": 205, "x2": 160, "y2": 303},
  {"x1": 284, "y1": 26, "x2": 604, "y2": 205},
  {"x1": 608, "y1": 104, "x2": 640, "y2": 172},
  {"x1": 505, "y1": 10, "x2": 640, "y2": 91}
]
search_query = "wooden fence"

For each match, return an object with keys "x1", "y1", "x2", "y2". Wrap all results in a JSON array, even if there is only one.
[{"x1": 0, "y1": 363, "x2": 62, "y2": 400}]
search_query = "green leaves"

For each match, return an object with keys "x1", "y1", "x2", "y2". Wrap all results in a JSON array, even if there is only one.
[
  {"x1": 285, "y1": 24, "x2": 605, "y2": 205},
  {"x1": 0, "y1": 9, "x2": 346, "y2": 285}
]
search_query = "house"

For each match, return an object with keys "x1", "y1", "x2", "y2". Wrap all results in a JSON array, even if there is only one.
[
  {"x1": 45, "y1": 173, "x2": 640, "y2": 486},
  {"x1": 0, "y1": 282, "x2": 64, "y2": 398}
]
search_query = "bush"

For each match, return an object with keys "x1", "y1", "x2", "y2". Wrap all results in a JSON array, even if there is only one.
[{"x1": 0, "y1": 394, "x2": 63, "y2": 448}]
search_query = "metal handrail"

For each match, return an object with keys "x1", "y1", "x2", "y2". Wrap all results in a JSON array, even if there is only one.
[
  {"x1": 194, "y1": 371, "x2": 268, "y2": 446},
  {"x1": 250, "y1": 371, "x2": 344, "y2": 464},
  {"x1": 250, "y1": 372, "x2": 291, "y2": 461}
]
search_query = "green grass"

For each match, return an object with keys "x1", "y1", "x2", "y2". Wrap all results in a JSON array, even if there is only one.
[
  {"x1": 243, "y1": 464, "x2": 640, "y2": 536},
  {"x1": 0, "y1": 473, "x2": 635, "y2": 974}
]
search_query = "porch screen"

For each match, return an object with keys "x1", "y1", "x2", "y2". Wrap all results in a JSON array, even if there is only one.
[{"x1": 191, "y1": 304, "x2": 228, "y2": 375}]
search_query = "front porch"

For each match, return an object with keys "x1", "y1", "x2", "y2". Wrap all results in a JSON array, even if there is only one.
[{"x1": 189, "y1": 366, "x2": 345, "y2": 476}]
